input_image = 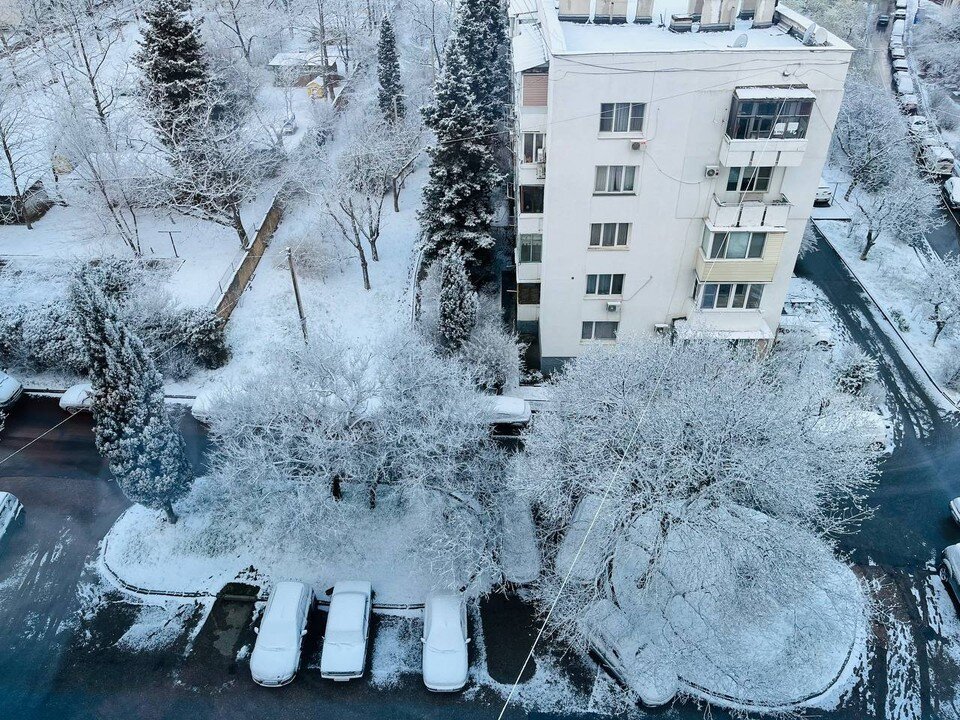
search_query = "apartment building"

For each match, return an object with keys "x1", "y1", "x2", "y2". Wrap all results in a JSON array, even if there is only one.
[{"x1": 509, "y1": 0, "x2": 853, "y2": 373}]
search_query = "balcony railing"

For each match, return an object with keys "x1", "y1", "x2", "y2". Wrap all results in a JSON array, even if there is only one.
[
  {"x1": 719, "y1": 135, "x2": 808, "y2": 168},
  {"x1": 708, "y1": 193, "x2": 791, "y2": 229}
]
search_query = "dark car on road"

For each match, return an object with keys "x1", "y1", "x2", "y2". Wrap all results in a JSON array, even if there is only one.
[{"x1": 877, "y1": 14, "x2": 890, "y2": 27}]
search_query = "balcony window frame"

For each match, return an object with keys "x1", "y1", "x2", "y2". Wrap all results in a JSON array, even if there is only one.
[
  {"x1": 727, "y1": 98, "x2": 813, "y2": 141},
  {"x1": 695, "y1": 281, "x2": 765, "y2": 310},
  {"x1": 517, "y1": 282, "x2": 541, "y2": 305},
  {"x1": 522, "y1": 132, "x2": 546, "y2": 164},
  {"x1": 594, "y1": 165, "x2": 637, "y2": 194},
  {"x1": 599, "y1": 102, "x2": 645, "y2": 134},
  {"x1": 701, "y1": 229, "x2": 766, "y2": 260},
  {"x1": 726, "y1": 166, "x2": 774, "y2": 193},
  {"x1": 518, "y1": 233, "x2": 543, "y2": 263},
  {"x1": 519, "y1": 185, "x2": 545, "y2": 214}
]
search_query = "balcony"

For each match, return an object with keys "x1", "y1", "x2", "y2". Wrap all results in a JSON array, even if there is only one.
[
  {"x1": 719, "y1": 135, "x2": 808, "y2": 168},
  {"x1": 707, "y1": 194, "x2": 791, "y2": 230}
]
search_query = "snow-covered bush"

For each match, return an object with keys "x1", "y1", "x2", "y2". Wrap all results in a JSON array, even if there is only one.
[
  {"x1": 457, "y1": 306, "x2": 524, "y2": 393},
  {"x1": 436, "y1": 248, "x2": 478, "y2": 349},
  {"x1": 518, "y1": 336, "x2": 880, "y2": 708},
  {"x1": 914, "y1": 8, "x2": 960, "y2": 91},
  {"x1": 927, "y1": 86, "x2": 960, "y2": 133},
  {"x1": 0, "y1": 302, "x2": 87, "y2": 374},
  {"x1": 835, "y1": 346, "x2": 879, "y2": 396}
]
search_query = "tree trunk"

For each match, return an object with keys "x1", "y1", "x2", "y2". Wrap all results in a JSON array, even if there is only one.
[
  {"x1": 163, "y1": 500, "x2": 179, "y2": 524},
  {"x1": 392, "y1": 176, "x2": 400, "y2": 213},
  {"x1": 232, "y1": 207, "x2": 250, "y2": 249},
  {"x1": 860, "y1": 228, "x2": 875, "y2": 261},
  {"x1": 933, "y1": 320, "x2": 947, "y2": 346},
  {"x1": 332, "y1": 474, "x2": 342, "y2": 500},
  {"x1": 359, "y1": 248, "x2": 371, "y2": 290},
  {"x1": 368, "y1": 235, "x2": 379, "y2": 262}
]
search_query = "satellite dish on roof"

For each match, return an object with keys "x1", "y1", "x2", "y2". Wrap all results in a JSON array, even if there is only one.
[
  {"x1": 814, "y1": 26, "x2": 828, "y2": 45},
  {"x1": 801, "y1": 23, "x2": 818, "y2": 46},
  {"x1": 732, "y1": 33, "x2": 748, "y2": 48}
]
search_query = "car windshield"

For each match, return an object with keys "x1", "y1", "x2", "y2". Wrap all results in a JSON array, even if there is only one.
[
  {"x1": 426, "y1": 617, "x2": 462, "y2": 652},
  {"x1": 325, "y1": 630, "x2": 362, "y2": 646}
]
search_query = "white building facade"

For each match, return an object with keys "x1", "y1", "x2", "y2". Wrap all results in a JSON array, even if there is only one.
[{"x1": 509, "y1": 0, "x2": 853, "y2": 373}]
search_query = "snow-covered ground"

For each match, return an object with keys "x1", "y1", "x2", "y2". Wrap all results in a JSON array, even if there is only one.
[{"x1": 813, "y1": 216, "x2": 960, "y2": 405}]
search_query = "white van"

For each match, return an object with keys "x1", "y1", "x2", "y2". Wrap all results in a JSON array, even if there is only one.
[
  {"x1": 250, "y1": 581, "x2": 314, "y2": 687},
  {"x1": 891, "y1": 19, "x2": 905, "y2": 38},
  {"x1": 922, "y1": 145, "x2": 957, "y2": 177}
]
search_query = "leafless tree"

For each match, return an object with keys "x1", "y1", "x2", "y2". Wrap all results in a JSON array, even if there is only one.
[
  {"x1": 0, "y1": 79, "x2": 46, "y2": 229},
  {"x1": 921, "y1": 252, "x2": 960, "y2": 346}
]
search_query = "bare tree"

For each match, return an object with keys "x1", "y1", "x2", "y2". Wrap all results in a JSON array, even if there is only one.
[
  {"x1": 853, "y1": 169, "x2": 940, "y2": 260},
  {"x1": 921, "y1": 253, "x2": 960, "y2": 346},
  {"x1": 0, "y1": 78, "x2": 46, "y2": 229}
]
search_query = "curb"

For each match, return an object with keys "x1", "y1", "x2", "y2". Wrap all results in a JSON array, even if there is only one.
[
  {"x1": 24, "y1": 388, "x2": 198, "y2": 401},
  {"x1": 811, "y1": 220, "x2": 959, "y2": 411},
  {"x1": 97, "y1": 509, "x2": 427, "y2": 610}
]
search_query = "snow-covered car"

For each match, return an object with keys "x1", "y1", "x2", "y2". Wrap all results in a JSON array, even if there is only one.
[
  {"x1": 0, "y1": 492, "x2": 24, "y2": 543},
  {"x1": 908, "y1": 115, "x2": 933, "y2": 137},
  {"x1": 921, "y1": 145, "x2": 957, "y2": 176},
  {"x1": 281, "y1": 115, "x2": 298, "y2": 136},
  {"x1": 59, "y1": 383, "x2": 94, "y2": 413},
  {"x1": 0, "y1": 371, "x2": 23, "y2": 410},
  {"x1": 814, "y1": 184, "x2": 833, "y2": 206},
  {"x1": 319, "y1": 580, "x2": 372, "y2": 681},
  {"x1": 898, "y1": 93, "x2": 919, "y2": 114},
  {"x1": 890, "y1": 45, "x2": 906, "y2": 61},
  {"x1": 250, "y1": 581, "x2": 314, "y2": 687},
  {"x1": 778, "y1": 306, "x2": 835, "y2": 348},
  {"x1": 945, "y1": 177, "x2": 960, "y2": 210},
  {"x1": 894, "y1": 8, "x2": 906, "y2": 21},
  {"x1": 950, "y1": 498, "x2": 960, "y2": 526},
  {"x1": 421, "y1": 594, "x2": 470, "y2": 692},
  {"x1": 892, "y1": 58, "x2": 909, "y2": 73},
  {"x1": 941, "y1": 545, "x2": 960, "y2": 610},
  {"x1": 894, "y1": 71, "x2": 915, "y2": 96},
  {"x1": 484, "y1": 396, "x2": 532, "y2": 427}
]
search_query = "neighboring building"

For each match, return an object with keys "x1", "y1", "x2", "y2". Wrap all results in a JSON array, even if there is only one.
[
  {"x1": 509, "y1": 0, "x2": 853, "y2": 373},
  {"x1": 268, "y1": 49, "x2": 340, "y2": 87}
]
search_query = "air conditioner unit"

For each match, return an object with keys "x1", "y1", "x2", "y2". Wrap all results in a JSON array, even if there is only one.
[
  {"x1": 606, "y1": 301, "x2": 622, "y2": 313},
  {"x1": 705, "y1": 165, "x2": 721, "y2": 178},
  {"x1": 630, "y1": 138, "x2": 647, "y2": 151}
]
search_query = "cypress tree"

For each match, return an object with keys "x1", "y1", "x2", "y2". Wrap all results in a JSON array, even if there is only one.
[
  {"x1": 135, "y1": 0, "x2": 211, "y2": 145},
  {"x1": 73, "y1": 276, "x2": 193, "y2": 523},
  {"x1": 377, "y1": 18, "x2": 405, "y2": 123},
  {"x1": 419, "y1": 12, "x2": 501, "y2": 278},
  {"x1": 437, "y1": 247, "x2": 479, "y2": 349}
]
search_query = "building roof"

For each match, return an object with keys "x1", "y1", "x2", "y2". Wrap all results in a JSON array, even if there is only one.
[
  {"x1": 268, "y1": 48, "x2": 339, "y2": 67},
  {"x1": 513, "y1": 22, "x2": 548, "y2": 71}
]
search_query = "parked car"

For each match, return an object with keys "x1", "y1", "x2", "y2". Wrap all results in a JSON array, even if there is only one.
[
  {"x1": 250, "y1": 581, "x2": 314, "y2": 687},
  {"x1": 281, "y1": 115, "x2": 298, "y2": 136},
  {"x1": 894, "y1": 71, "x2": 915, "y2": 96},
  {"x1": 0, "y1": 492, "x2": 24, "y2": 542},
  {"x1": 814, "y1": 183, "x2": 833, "y2": 206},
  {"x1": 320, "y1": 580, "x2": 372, "y2": 681},
  {"x1": 892, "y1": 58, "x2": 909, "y2": 72},
  {"x1": 890, "y1": 45, "x2": 906, "y2": 61},
  {"x1": 877, "y1": 13, "x2": 890, "y2": 27},
  {"x1": 59, "y1": 383, "x2": 94, "y2": 413},
  {"x1": 898, "y1": 93, "x2": 919, "y2": 114},
  {"x1": 894, "y1": 8, "x2": 906, "y2": 21},
  {"x1": 891, "y1": 19, "x2": 905, "y2": 38},
  {"x1": 945, "y1": 177, "x2": 960, "y2": 210},
  {"x1": 484, "y1": 396, "x2": 532, "y2": 428},
  {"x1": 895, "y1": 0, "x2": 906, "y2": 9},
  {"x1": 921, "y1": 145, "x2": 957, "y2": 176},
  {"x1": 908, "y1": 115, "x2": 933, "y2": 137},
  {"x1": 950, "y1": 497, "x2": 960, "y2": 526},
  {"x1": 421, "y1": 594, "x2": 470, "y2": 692},
  {"x1": 941, "y1": 544, "x2": 960, "y2": 608},
  {"x1": 0, "y1": 371, "x2": 23, "y2": 410}
]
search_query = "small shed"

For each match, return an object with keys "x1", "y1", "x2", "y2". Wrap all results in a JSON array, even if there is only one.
[
  {"x1": 0, "y1": 162, "x2": 51, "y2": 225},
  {"x1": 268, "y1": 49, "x2": 339, "y2": 87}
]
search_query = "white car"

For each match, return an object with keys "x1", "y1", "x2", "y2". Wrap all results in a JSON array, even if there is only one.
[
  {"x1": 945, "y1": 177, "x2": 960, "y2": 210},
  {"x1": 950, "y1": 498, "x2": 960, "y2": 526},
  {"x1": 485, "y1": 396, "x2": 532, "y2": 426},
  {"x1": 320, "y1": 580, "x2": 372, "y2": 681},
  {"x1": 908, "y1": 115, "x2": 932, "y2": 137},
  {"x1": 422, "y1": 594, "x2": 470, "y2": 692},
  {"x1": 892, "y1": 58, "x2": 909, "y2": 73},
  {"x1": 894, "y1": 71, "x2": 915, "y2": 96},
  {"x1": 0, "y1": 371, "x2": 23, "y2": 409},
  {"x1": 0, "y1": 492, "x2": 24, "y2": 542},
  {"x1": 814, "y1": 184, "x2": 833, "y2": 206},
  {"x1": 59, "y1": 383, "x2": 94, "y2": 413},
  {"x1": 899, "y1": 93, "x2": 919, "y2": 114},
  {"x1": 250, "y1": 581, "x2": 314, "y2": 687},
  {"x1": 890, "y1": 46, "x2": 906, "y2": 61}
]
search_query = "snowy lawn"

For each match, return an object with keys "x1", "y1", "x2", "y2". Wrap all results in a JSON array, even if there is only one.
[
  {"x1": 814, "y1": 217, "x2": 960, "y2": 403},
  {"x1": 102, "y1": 482, "x2": 450, "y2": 605}
]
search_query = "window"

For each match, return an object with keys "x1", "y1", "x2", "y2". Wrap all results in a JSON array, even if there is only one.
[
  {"x1": 523, "y1": 132, "x2": 545, "y2": 163},
  {"x1": 589, "y1": 223, "x2": 630, "y2": 248},
  {"x1": 594, "y1": 165, "x2": 637, "y2": 193},
  {"x1": 701, "y1": 230, "x2": 766, "y2": 260},
  {"x1": 599, "y1": 102, "x2": 645, "y2": 133},
  {"x1": 519, "y1": 185, "x2": 544, "y2": 214},
  {"x1": 726, "y1": 167, "x2": 773, "y2": 193},
  {"x1": 581, "y1": 321, "x2": 619, "y2": 340},
  {"x1": 727, "y1": 98, "x2": 813, "y2": 140},
  {"x1": 519, "y1": 234, "x2": 542, "y2": 263},
  {"x1": 697, "y1": 282, "x2": 765, "y2": 310},
  {"x1": 517, "y1": 283, "x2": 541, "y2": 305},
  {"x1": 586, "y1": 273, "x2": 624, "y2": 296}
]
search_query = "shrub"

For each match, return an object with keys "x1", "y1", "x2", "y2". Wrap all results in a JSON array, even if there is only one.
[
  {"x1": 835, "y1": 347, "x2": 879, "y2": 396},
  {"x1": 458, "y1": 310, "x2": 525, "y2": 393}
]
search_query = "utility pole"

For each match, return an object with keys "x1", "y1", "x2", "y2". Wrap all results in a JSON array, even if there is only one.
[{"x1": 286, "y1": 247, "x2": 308, "y2": 343}]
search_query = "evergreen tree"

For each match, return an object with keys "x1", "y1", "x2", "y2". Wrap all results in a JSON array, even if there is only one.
[
  {"x1": 462, "y1": 0, "x2": 511, "y2": 132},
  {"x1": 135, "y1": 0, "x2": 211, "y2": 145},
  {"x1": 437, "y1": 247, "x2": 479, "y2": 349},
  {"x1": 377, "y1": 18, "x2": 405, "y2": 123},
  {"x1": 73, "y1": 276, "x2": 193, "y2": 523},
  {"x1": 419, "y1": 14, "x2": 501, "y2": 278}
]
